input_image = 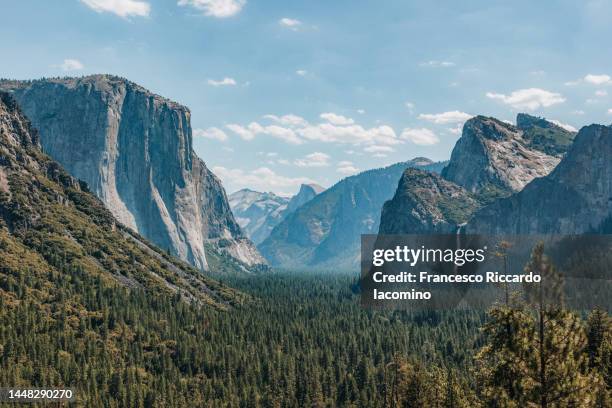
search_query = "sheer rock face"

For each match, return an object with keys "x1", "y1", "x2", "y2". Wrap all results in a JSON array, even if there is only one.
[
  {"x1": 0, "y1": 76, "x2": 264, "y2": 269},
  {"x1": 379, "y1": 168, "x2": 482, "y2": 234},
  {"x1": 441, "y1": 116, "x2": 561, "y2": 195},
  {"x1": 468, "y1": 124, "x2": 612, "y2": 234}
]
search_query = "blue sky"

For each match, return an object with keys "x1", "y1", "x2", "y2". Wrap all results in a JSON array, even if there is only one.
[{"x1": 2, "y1": 0, "x2": 612, "y2": 195}]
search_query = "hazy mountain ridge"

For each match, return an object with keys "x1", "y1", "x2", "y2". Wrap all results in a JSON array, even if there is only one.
[
  {"x1": 229, "y1": 183, "x2": 324, "y2": 245},
  {"x1": 0, "y1": 75, "x2": 265, "y2": 270},
  {"x1": 258, "y1": 159, "x2": 447, "y2": 270}
]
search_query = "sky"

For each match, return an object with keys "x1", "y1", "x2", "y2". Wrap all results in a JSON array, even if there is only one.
[{"x1": 2, "y1": 0, "x2": 612, "y2": 196}]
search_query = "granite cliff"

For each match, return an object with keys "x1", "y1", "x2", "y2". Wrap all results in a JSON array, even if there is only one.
[
  {"x1": 0, "y1": 91, "x2": 243, "y2": 305},
  {"x1": 468, "y1": 124, "x2": 612, "y2": 234},
  {"x1": 0, "y1": 75, "x2": 264, "y2": 270},
  {"x1": 441, "y1": 115, "x2": 566, "y2": 198},
  {"x1": 379, "y1": 114, "x2": 575, "y2": 236}
]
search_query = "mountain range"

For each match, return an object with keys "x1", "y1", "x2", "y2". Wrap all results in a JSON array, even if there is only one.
[
  {"x1": 258, "y1": 158, "x2": 447, "y2": 270},
  {"x1": 0, "y1": 75, "x2": 264, "y2": 271},
  {"x1": 378, "y1": 113, "x2": 612, "y2": 239},
  {"x1": 229, "y1": 183, "x2": 324, "y2": 245}
]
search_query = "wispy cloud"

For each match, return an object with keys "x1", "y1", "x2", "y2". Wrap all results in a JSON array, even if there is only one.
[
  {"x1": 213, "y1": 166, "x2": 316, "y2": 193},
  {"x1": 60, "y1": 59, "x2": 84, "y2": 71},
  {"x1": 584, "y1": 74, "x2": 611, "y2": 85},
  {"x1": 320, "y1": 112, "x2": 354, "y2": 126},
  {"x1": 294, "y1": 152, "x2": 331, "y2": 167},
  {"x1": 400, "y1": 128, "x2": 439, "y2": 145},
  {"x1": 336, "y1": 161, "x2": 359, "y2": 175},
  {"x1": 565, "y1": 73, "x2": 612, "y2": 86},
  {"x1": 207, "y1": 77, "x2": 237, "y2": 86},
  {"x1": 226, "y1": 122, "x2": 303, "y2": 144},
  {"x1": 549, "y1": 120, "x2": 577, "y2": 132},
  {"x1": 295, "y1": 69, "x2": 308, "y2": 76},
  {"x1": 279, "y1": 17, "x2": 302, "y2": 30},
  {"x1": 178, "y1": 0, "x2": 245, "y2": 18},
  {"x1": 486, "y1": 88, "x2": 566, "y2": 110},
  {"x1": 80, "y1": 0, "x2": 150, "y2": 18},
  {"x1": 227, "y1": 112, "x2": 403, "y2": 147},
  {"x1": 418, "y1": 110, "x2": 473, "y2": 124},
  {"x1": 419, "y1": 60, "x2": 455, "y2": 68},
  {"x1": 193, "y1": 127, "x2": 228, "y2": 141},
  {"x1": 263, "y1": 114, "x2": 307, "y2": 127}
]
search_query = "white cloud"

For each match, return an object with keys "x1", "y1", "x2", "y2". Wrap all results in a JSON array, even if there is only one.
[
  {"x1": 486, "y1": 88, "x2": 566, "y2": 110},
  {"x1": 226, "y1": 122, "x2": 260, "y2": 140},
  {"x1": 226, "y1": 122, "x2": 302, "y2": 144},
  {"x1": 337, "y1": 165, "x2": 360, "y2": 175},
  {"x1": 418, "y1": 110, "x2": 473, "y2": 124},
  {"x1": 336, "y1": 161, "x2": 359, "y2": 175},
  {"x1": 80, "y1": 0, "x2": 150, "y2": 17},
  {"x1": 320, "y1": 112, "x2": 354, "y2": 126},
  {"x1": 566, "y1": 74, "x2": 612, "y2": 86},
  {"x1": 296, "y1": 69, "x2": 307, "y2": 76},
  {"x1": 571, "y1": 110, "x2": 585, "y2": 115},
  {"x1": 263, "y1": 114, "x2": 307, "y2": 127},
  {"x1": 405, "y1": 101, "x2": 415, "y2": 114},
  {"x1": 207, "y1": 77, "x2": 237, "y2": 86},
  {"x1": 584, "y1": 74, "x2": 611, "y2": 85},
  {"x1": 60, "y1": 59, "x2": 84, "y2": 71},
  {"x1": 549, "y1": 120, "x2": 577, "y2": 132},
  {"x1": 448, "y1": 125, "x2": 463, "y2": 135},
  {"x1": 228, "y1": 113, "x2": 404, "y2": 147},
  {"x1": 595, "y1": 90, "x2": 608, "y2": 97},
  {"x1": 294, "y1": 152, "x2": 331, "y2": 167},
  {"x1": 279, "y1": 17, "x2": 302, "y2": 29},
  {"x1": 419, "y1": 60, "x2": 455, "y2": 68},
  {"x1": 263, "y1": 125, "x2": 303, "y2": 144},
  {"x1": 193, "y1": 127, "x2": 228, "y2": 141},
  {"x1": 178, "y1": 0, "x2": 245, "y2": 18},
  {"x1": 400, "y1": 128, "x2": 439, "y2": 146},
  {"x1": 608, "y1": 109, "x2": 612, "y2": 115},
  {"x1": 214, "y1": 166, "x2": 316, "y2": 193},
  {"x1": 357, "y1": 109, "x2": 365, "y2": 114},
  {"x1": 298, "y1": 123, "x2": 400, "y2": 146},
  {"x1": 363, "y1": 145, "x2": 394, "y2": 153}
]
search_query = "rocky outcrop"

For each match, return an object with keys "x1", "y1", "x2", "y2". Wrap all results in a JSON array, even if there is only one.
[
  {"x1": 0, "y1": 75, "x2": 264, "y2": 269},
  {"x1": 229, "y1": 183, "x2": 324, "y2": 245},
  {"x1": 258, "y1": 159, "x2": 447, "y2": 270},
  {"x1": 441, "y1": 116, "x2": 561, "y2": 197},
  {"x1": 285, "y1": 183, "x2": 324, "y2": 215},
  {"x1": 516, "y1": 113, "x2": 576, "y2": 157},
  {"x1": 467, "y1": 124, "x2": 612, "y2": 234},
  {"x1": 379, "y1": 168, "x2": 482, "y2": 234}
]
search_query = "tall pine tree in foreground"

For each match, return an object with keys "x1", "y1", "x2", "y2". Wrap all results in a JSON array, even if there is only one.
[{"x1": 477, "y1": 242, "x2": 607, "y2": 407}]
